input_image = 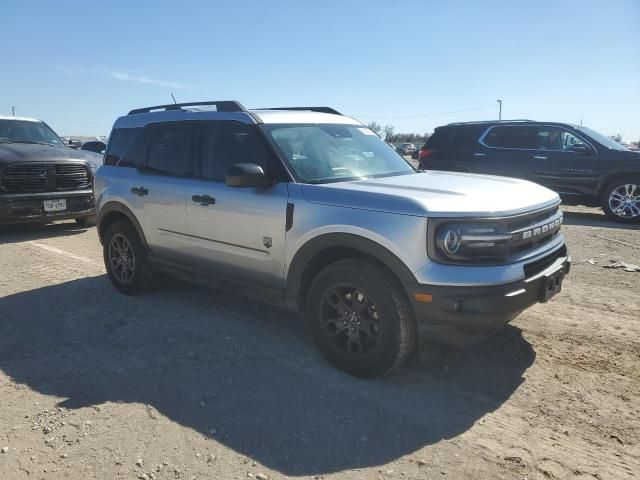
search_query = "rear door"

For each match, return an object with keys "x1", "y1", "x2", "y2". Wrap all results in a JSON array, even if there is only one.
[
  {"x1": 133, "y1": 122, "x2": 195, "y2": 262},
  {"x1": 479, "y1": 125, "x2": 538, "y2": 180},
  {"x1": 529, "y1": 125, "x2": 597, "y2": 195},
  {"x1": 423, "y1": 126, "x2": 485, "y2": 173},
  {"x1": 186, "y1": 121, "x2": 289, "y2": 290}
]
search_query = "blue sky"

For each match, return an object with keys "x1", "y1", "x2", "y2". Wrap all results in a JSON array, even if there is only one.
[{"x1": 3, "y1": 0, "x2": 639, "y2": 139}]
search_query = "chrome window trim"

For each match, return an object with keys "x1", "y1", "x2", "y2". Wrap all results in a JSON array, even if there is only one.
[{"x1": 478, "y1": 124, "x2": 598, "y2": 155}]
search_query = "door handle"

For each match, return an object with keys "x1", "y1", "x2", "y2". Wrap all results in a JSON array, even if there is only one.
[
  {"x1": 473, "y1": 152, "x2": 487, "y2": 157},
  {"x1": 192, "y1": 194, "x2": 216, "y2": 206},
  {"x1": 131, "y1": 186, "x2": 148, "y2": 196},
  {"x1": 533, "y1": 155, "x2": 548, "y2": 160}
]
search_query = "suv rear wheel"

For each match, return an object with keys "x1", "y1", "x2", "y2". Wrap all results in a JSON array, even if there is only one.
[
  {"x1": 601, "y1": 176, "x2": 640, "y2": 223},
  {"x1": 103, "y1": 220, "x2": 153, "y2": 294},
  {"x1": 306, "y1": 258, "x2": 416, "y2": 377}
]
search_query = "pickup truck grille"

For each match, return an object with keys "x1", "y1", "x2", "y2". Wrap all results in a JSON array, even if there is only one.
[{"x1": 1, "y1": 163, "x2": 91, "y2": 194}]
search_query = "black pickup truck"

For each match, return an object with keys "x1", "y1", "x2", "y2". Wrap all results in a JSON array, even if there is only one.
[
  {"x1": 0, "y1": 116, "x2": 102, "y2": 225},
  {"x1": 418, "y1": 120, "x2": 640, "y2": 223}
]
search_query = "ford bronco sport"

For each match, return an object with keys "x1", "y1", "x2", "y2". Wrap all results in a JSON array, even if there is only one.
[
  {"x1": 95, "y1": 101, "x2": 570, "y2": 377},
  {"x1": 0, "y1": 115, "x2": 102, "y2": 225}
]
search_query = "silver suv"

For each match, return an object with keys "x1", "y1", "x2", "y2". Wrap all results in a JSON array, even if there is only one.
[{"x1": 95, "y1": 101, "x2": 570, "y2": 377}]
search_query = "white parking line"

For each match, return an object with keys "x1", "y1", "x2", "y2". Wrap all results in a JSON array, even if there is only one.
[{"x1": 26, "y1": 241, "x2": 102, "y2": 267}]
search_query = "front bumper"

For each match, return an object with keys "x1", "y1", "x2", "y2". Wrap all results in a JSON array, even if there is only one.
[
  {"x1": 0, "y1": 190, "x2": 95, "y2": 224},
  {"x1": 408, "y1": 248, "x2": 571, "y2": 350}
]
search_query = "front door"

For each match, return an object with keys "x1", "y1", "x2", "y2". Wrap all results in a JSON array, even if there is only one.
[
  {"x1": 186, "y1": 120, "x2": 289, "y2": 290},
  {"x1": 529, "y1": 125, "x2": 598, "y2": 196}
]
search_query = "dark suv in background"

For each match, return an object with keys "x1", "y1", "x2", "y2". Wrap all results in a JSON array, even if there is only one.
[{"x1": 418, "y1": 120, "x2": 640, "y2": 223}]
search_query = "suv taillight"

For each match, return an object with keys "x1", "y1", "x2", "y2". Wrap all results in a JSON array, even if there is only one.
[
  {"x1": 419, "y1": 148, "x2": 433, "y2": 160},
  {"x1": 418, "y1": 149, "x2": 434, "y2": 168}
]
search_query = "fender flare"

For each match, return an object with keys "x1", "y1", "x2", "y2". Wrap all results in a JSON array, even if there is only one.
[
  {"x1": 285, "y1": 232, "x2": 417, "y2": 310},
  {"x1": 96, "y1": 202, "x2": 149, "y2": 249}
]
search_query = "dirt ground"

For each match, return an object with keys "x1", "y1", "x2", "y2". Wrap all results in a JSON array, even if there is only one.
[{"x1": 0, "y1": 204, "x2": 638, "y2": 480}]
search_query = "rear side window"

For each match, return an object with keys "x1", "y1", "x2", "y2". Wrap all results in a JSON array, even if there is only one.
[
  {"x1": 146, "y1": 123, "x2": 193, "y2": 176},
  {"x1": 426, "y1": 126, "x2": 479, "y2": 150},
  {"x1": 483, "y1": 126, "x2": 537, "y2": 149},
  {"x1": 104, "y1": 128, "x2": 142, "y2": 166},
  {"x1": 197, "y1": 121, "x2": 269, "y2": 181}
]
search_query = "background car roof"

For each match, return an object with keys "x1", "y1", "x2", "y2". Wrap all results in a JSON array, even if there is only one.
[{"x1": 0, "y1": 115, "x2": 41, "y2": 122}]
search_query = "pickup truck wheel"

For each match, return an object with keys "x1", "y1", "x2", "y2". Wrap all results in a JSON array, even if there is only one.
[
  {"x1": 103, "y1": 220, "x2": 153, "y2": 294},
  {"x1": 601, "y1": 177, "x2": 640, "y2": 223},
  {"x1": 306, "y1": 258, "x2": 416, "y2": 377}
]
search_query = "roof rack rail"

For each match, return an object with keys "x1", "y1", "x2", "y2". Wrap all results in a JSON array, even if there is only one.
[
  {"x1": 263, "y1": 106, "x2": 342, "y2": 116},
  {"x1": 128, "y1": 100, "x2": 247, "y2": 115},
  {"x1": 447, "y1": 119, "x2": 534, "y2": 125}
]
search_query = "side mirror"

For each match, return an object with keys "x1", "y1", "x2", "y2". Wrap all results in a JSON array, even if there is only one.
[
  {"x1": 225, "y1": 163, "x2": 269, "y2": 188},
  {"x1": 570, "y1": 144, "x2": 590, "y2": 154}
]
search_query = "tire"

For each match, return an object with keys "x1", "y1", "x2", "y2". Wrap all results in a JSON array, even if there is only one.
[
  {"x1": 103, "y1": 220, "x2": 153, "y2": 294},
  {"x1": 600, "y1": 176, "x2": 640, "y2": 223},
  {"x1": 75, "y1": 215, "x2": 96, "y2": 227},
  {"x1": 305, "y1": 258, "x2": 416, "y2": 377}
]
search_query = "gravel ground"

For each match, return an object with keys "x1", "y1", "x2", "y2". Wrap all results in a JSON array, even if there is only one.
[{"x1": 0, "y1": 205, "x2": 638, "y2": 480}]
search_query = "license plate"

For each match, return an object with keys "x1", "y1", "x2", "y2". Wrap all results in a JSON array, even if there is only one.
[
  {"x1": 540, "y1": 267, "x2": 564, "y2": 302},
  {"x1": 43, "y1": 199, "x2": 67, "y2": 212}
]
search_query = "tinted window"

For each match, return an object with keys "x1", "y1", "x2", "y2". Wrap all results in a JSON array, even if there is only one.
[
  {"x1": 198, "y1": 122, "x2": 269, "y2": 181},
  {"x1": 483, "y1": 126, "x2": 537, "y2": 149},
  {"x1": 426, "y1": 126, "x2": 479, "y2": 150},
  {"x1": 146, "y1": 123, "x2": 192, "y2": 176},
  {"x1": 105, "y1": 128, "x2": 142, "y2": 166}
]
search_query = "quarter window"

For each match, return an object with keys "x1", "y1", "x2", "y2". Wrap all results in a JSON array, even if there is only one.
[
  {"x1": 198, "y1": 122, "x2": 268, "y2": 181},
  {"x1": 146, "y1": 123, "x2": 193, "y2": 176},
  {"x1": 483, "y1": 126, "x2": 537, "y2": 149},
  {"x1": 104, "y1": 128, "x2": 142, "y2": 166}
]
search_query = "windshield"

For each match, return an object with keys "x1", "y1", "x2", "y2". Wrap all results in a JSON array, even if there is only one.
[
  {"x1": 0, "y1": 120, "x2": 63, "y2": 146},
  {"x1": 577, "y1": 126, "x2": 629, "y2": 151},
  {"x1": 265, "y1": 124, "x2": 415, "y2": 183}
]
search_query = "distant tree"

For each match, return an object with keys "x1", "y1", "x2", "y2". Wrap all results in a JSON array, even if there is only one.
[
  {"x1": 383, "y1": 125, "x2": 395, "y2": 141},
  {"x1": 366, "y1": 121, "x2": 382, "y2": 136},
  {"x1": 609, "y1": 133, "x2": 623, "y2": 143}
]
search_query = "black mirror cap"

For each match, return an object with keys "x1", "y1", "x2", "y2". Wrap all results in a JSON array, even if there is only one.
[{"x1": 225, "y1": 163, "x2": 269, "y2": 187}]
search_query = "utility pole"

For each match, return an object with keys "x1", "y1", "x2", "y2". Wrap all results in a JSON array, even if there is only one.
[
  {"x1": 11, "y1": 106, "x2": 15, "y2": 116},
  {"x1": 497, "y1": 99, "x2": 502, "y2": 121}
]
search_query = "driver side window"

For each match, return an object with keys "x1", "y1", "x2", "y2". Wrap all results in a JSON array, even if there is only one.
[{"x1": 537, "y1": 127, "x2": 587, "y2": 152}]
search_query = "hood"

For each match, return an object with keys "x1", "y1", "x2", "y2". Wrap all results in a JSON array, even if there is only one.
[
  {"x1": 0, "y1": 143, "x2": 103, "y2": 170},
  {"x1": 300, "y1": 171, "x2": 560, "y2": 218}
]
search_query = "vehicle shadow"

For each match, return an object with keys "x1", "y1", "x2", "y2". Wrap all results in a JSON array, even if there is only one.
[
  {"x1": 562, "y1": 210, "x2": 639, "y2": 230},
  {"x1": 0, "y1": 221, "x2": 89, "y2": 244},
  {"x1": 0, "y1": 275, "x2": 535, "y2": 476}
]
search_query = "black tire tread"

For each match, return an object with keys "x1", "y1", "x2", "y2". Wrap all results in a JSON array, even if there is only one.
[
  {"x1": 306, "y1": 257, "x2": 416, "y2": 377},
  {"x1": 103, "y1": 219, "x2": 153, "y2": 295}
]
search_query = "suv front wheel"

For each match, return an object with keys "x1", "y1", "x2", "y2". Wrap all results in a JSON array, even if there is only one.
[
  {"x1": 306, "y1": 258, "x2": 416, "y2": 377},
  {"x1": 103, "y1": 220, "x2": 153, "y2": 294},
  {"x1": 601, "y1": 176, "x2": 640, "y2": 223}
]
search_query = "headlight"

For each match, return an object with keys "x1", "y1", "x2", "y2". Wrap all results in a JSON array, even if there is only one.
[{"x1": 433, "y1": 222, "x2": 511, "y2": 263}]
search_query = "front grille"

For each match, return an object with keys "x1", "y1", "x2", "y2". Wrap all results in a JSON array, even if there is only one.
[
  {"x1": 1, "y1": 163, "x2": 91, "y2": 194},
  {"x1": 507, "y1": 206, "x2": 563, "y2": 255},
  {"x1": 55, "y1": 164, "x2": 91, "y2": 191}
]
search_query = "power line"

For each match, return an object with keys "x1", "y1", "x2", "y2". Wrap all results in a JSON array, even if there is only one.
[{"x1": 350, "y1": 103, "x2": 497, "y2": 120}]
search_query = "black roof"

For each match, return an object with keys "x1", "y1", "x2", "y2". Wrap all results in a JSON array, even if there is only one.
[{"x1": 444, "y1": 119, "x2": 580, "y2": 128}]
